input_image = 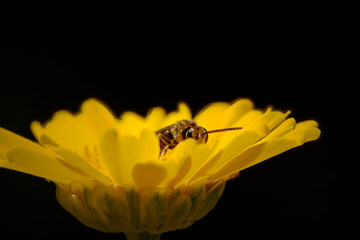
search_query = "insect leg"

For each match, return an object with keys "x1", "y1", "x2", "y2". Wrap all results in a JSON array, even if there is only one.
[
  {"x1": 159, "y1": 145, "x2": 169, "y2": 160},
  {"x1": 158, "y1": 134, "x2": 173, "y2": 159}
]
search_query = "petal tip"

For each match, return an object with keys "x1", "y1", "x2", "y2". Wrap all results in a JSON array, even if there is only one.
[{"x1": 132, "y1": 161, "x2": 167, "y2": 187}]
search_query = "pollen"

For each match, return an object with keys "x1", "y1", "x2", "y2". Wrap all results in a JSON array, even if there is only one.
[{"x1": 81, "y1": 145, "x2": 108, "y2": 176}]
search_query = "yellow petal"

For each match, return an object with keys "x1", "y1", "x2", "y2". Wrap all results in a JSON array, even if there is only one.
[
  {"x1": 166, "y1": 156, "x2": 192, "y2": 187},
  {"x1": 118, "y1": 111, "x2": 146, "y2": 136},
  {"x1": 99, "y1": 129, "x2": 140, "y2": 185},
  {"x1": 150, "y1": 139, "x2": 196, "y2": 187},
  {"x1": 212, "y1": 129, "x2": 268, "y2": 169},
  {"x1": 145, "y1": 107, "x2": 167, "y2": 130},
  {"x1": 132, "y1": 160, "x2": 167, "y2": 187},
  {"x1": 208, "y1": 117, "x2": 320, "y2": 182},
  {"x1": 138, "y1": 129, "x2": 160, "y2": 161},
  {"x1": 293, "y1": 120, "x2": 321, "y2": 142},
  {"x1": 0, "y1": 147, "x2": 6, "y2": 160},
  {"x1": 31, "y1": 110, "x2": 96, "y2": 152},
  {"x1": 0, "y1": 127, "x2": 46, "y2": 152},
  {"x1": 169, "y1": 138, "x2": 198, "y2": 163},
  {"x1": 4, "y1": 146, "x2": 86, "y2": 183},
  {"x1": 187, "y1": 128, "x2": 267, "y2": 184},
  {"x1": 194, "y1": 102, "x2": 229, "y2": 128},
  {"x1": 99, "y1": 129, "x2": 124, "y2": 185},
  {"x1": 218, "y1": 99, "x2": 255, "y2": 128},
  {"x1": 38, "y1": 134, "x2": 60, "y2": 147},
  {"x1": 182, "y1": 144, "x2": 212, "y2": 183},
  {"x1": 52, "y1": 147, "x2": 112, "y2": 185},
  {"x1": 162, "y1": 102, "x2": 192, "y2": 127},
  {"x1": 208, "y1": 120, "x2": 269, "y2": 154},
  {"x1": 185, "y1": 151, "x2": 222, "y2": 185},
  {"x1": 78, "y1": 98, "x2": 117, "y2": 138},
  {"x1": 164, "y1": 141, "x2": 197, "y2": 185},
  {"x1": 232, "y1": 109, "x2": 263, "y2": 129},
  {"x1": 209, "y1": 136, "x2": 303, "y2": 183},
  {"x1": 258, "y1": 118, "x2": 297, "y2": 143},
  {"x1": 266, "y1": 110, "x2": 291, "y2": 131}
]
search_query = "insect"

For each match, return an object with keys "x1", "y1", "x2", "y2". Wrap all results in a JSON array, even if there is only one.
[{"x1": 155, "y1": 119, "x2": 242, "y2": 158}]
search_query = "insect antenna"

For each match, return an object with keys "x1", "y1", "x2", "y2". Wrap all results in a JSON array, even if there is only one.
[{"x1": 206, "y1": 127, "x2": 243, "y2": 134}]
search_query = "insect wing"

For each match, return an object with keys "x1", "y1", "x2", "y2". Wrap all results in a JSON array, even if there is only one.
[{"x1": 155, "y1": 123, "x2": 178, "y2": 135}]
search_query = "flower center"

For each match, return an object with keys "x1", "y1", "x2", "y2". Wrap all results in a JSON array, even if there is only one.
[{"x1": 81, "y1": 145, "x2": 108, "y2": 176}]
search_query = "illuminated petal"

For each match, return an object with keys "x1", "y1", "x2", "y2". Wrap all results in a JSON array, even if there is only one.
[
  {"x1": 209, "y1": 137, "x2": 303, "y2": 182},
  {"x1": 233, "y1": 109, "x2": 264, "y2": 128},
  {"x1": 182, "y1": 144, "x2": 212, "y2": 183},
  {"x1": 132, "y1": 160, "x2": 167, "y2": 187},
  {"x1": 31, "y1": 110, "x2": 96, "y2": 152},
  {"x1": 4, "y1": 146, "x2": 86, "y2": 183},
  {"x1": 166, "y1": 156, "x2": 192, "y2": 187},
  {"x1": 78, "y1": 98, "x2": 117, "y2": 138},
  {"x1": 0, "y1": 127, "x2": 46, "y2": 152},
  {"x1": 118, "y1": 111, "x2": 146, "y2": 137},
  {"x1": 0, "y1": 147, "x2": 6, "y2": 160},
  {"x1": 100, "y1": 129, "x2": 124, "y2": 185},
  {"x1": 162, "y1": 102, "x2": 192, "y2": 127},
  {"x1": 100, "y1": 129, "x2": 141, "y2": 185},
  {"x1": 169, "y1": 138, "x2": 198, "y2": 162},
  {"x1": 52, "y1": 147, "x2": 112, "y2": 185},
  {"x1": 187, "y1": 128, "x2": 267, "y2": 184},
  {"x1": 209, "y1": 119, "x2": 318, "y2": 183},
  {"x1": 38, "y1": 134, "x2": 60, "y2": 147},
  {"x1": 217, "y1": 99, "x2": 255, "y2": 128},
  {"x1": 145, "y1": 107, "x2": 167, "y2": 130},
  {"x1": 265, "y1": 110, "x2": 291, "y2": 131},
  {"x1": 293, "y1": 120, "x2": 321, "y2": 142},
  {"x1": 194, "y1": 102, "x2": 229, "y2": 129},
  {"x1": 195, "y1": 99, "x2": 254, "y2": 130},
  {"x1": 258, "y1": 118, "x2": 297, "y2": 143},
  {"x1": 185, "y1": 150, "x2": 222, "y2": 185},
  {"x1": 30, "y1": 121, "x2": 44, "y2": 141},
  {"x1": 138, "y1": 129, "x2": 160, "y2": 161}
]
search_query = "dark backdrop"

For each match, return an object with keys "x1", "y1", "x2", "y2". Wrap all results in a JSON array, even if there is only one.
[{"x1": 0, "y1": 1, "x2": 353, "y2": 239}]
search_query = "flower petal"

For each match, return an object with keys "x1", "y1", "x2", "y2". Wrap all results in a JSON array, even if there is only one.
[
  {"x1": 293, "y1": 120, "x2": 321, "y2": 142},
  {"x1": 145, "y1": 107, "x2": 167, "y2": 130},
  {"x1": 100, "y1": 129, "x2": 141, "y2": 185},
  {"x1": 187, "y1": 128, "x2": 267, "y2": 184},
  {"x1": 219, "y1": 99, "x2": 255, "y2": 128},
  {"x1": 118, "y1": 111, "x2": 146, "y2": 137},
  {"x1": 258, "y1": 118, "x2": 297, "y2": 143},
  {"x1": 166, "y1": 156, "x2": 192, "y2": 187},
  {"x1": 99, "y1": 129, "x2": 124, "y2": 185},
  {"x1": 78, "y1": 98, "x2": 117, "y2": 138},
  {"x1": 3, "y1": 146, "x2": 87, "y2": 183},
  {"x1": 169, "y1": 138, "x2": 198, "y2": 163},
  {"x1": 194, "y1": 102, "x2": 230, "y2": 129},
  {"x1": 31, "y1": 110, "x2": 97, "y2": 152},
  {"x1": 138, "y1": 129, "x2": 160, "y2": 161},
  {"x1": 182, "y1": 144, "x2": 212, "y2": 183},
  {"x1": 266, "y1": 110, "x2": 291, "y2": 131},
  {"x1": 0, "y1": 127, "x2": 46, "y2": 152},
  {"x1": 195, "y1": 99, "x2": 254, "y2": 130},
  {"x1": 185, "y1": 150, "x2": 223, "y2": 185},
  {"x1": 132, "y1": 160, "x2": 167, "y2": 187},
  {"x1": 209, "y1": 130, "x2": 309, "y2": 183},
  {"x1": 52, "y1": 147, "x2": 112, "y2": 185},
  {"x1": 162, "y1": 102, "x2": 192, "y2": 127}
]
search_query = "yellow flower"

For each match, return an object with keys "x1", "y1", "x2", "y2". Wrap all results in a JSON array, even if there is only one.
[{"x1": 0, "y1": 99, "x2": 320, "y2": 240}]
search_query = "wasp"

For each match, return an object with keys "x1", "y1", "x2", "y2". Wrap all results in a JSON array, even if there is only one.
[{"x1": 156, "y1": 119, "x2": 242, "y2": 158}]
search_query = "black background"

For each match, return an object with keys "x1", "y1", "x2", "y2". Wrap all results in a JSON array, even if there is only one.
[{"x1": 0, "y1": 0, "x2": 354, "y2": 239}]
